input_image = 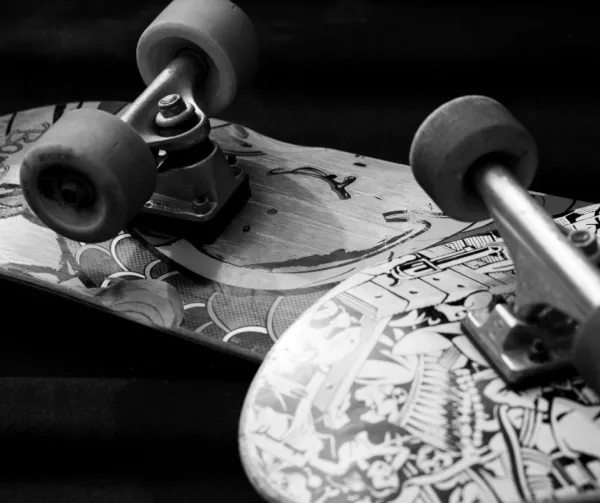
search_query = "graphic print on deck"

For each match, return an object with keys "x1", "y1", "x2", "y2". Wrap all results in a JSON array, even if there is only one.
[{"x1": 240, "y1": 204, "x2": 600, "y2": 502}]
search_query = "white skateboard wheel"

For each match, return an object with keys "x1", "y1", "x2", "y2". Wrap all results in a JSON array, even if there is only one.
[
  {"x1": 20, "y1": 109, "x2": 157, "y2": 243},
  {"x1": 137, "y1": 0, "x2": 258, "y2": 117},
  {"x1": 409, "y1": 96, "x2": 539, "y2": 222}
]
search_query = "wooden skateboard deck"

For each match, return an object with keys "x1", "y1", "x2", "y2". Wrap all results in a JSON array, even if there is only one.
[
  {"x1": 239, "y1": 203, "x2": 600, "y2": 502},
  {"x1": 0, "y1": 102, "x2": 588, "y2": 361}
]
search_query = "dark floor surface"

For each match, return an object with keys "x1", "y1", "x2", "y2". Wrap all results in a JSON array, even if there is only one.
[{"x1": 1, "y1": 2, "x2": 599, "y2": 501}]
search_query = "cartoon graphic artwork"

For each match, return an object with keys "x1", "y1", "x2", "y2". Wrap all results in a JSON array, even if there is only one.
[
  {"x1": 240, "y1": 205, "x2": 600, "y2": 502},
  {"x1": 0, "y1": 102, "x2": 590, "y2": 359}
]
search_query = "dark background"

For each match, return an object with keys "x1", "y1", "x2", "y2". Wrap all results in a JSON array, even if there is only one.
[{"x1": 1, "y1": 1, "x2": 599, "y2": 501}]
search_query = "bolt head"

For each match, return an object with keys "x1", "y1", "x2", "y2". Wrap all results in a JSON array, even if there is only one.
[
  {"x1": 192, "y1": 195, "x2": 211, "y2": 214},
  {"x1": 569, "y1": 229, "x2": 598, "y2": 256}
]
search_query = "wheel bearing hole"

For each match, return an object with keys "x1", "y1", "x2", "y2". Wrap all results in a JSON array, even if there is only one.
[
  {"x1": 61, "y1": 180, "x2": 85, "y2": 206},
  {"x1": 38, "y1": 165, "x2": 95, "y2": 209}
]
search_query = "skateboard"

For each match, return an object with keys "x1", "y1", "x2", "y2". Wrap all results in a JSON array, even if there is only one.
[
  {"x1": 5, "y1": 1, "x2": 584, "y2": 363},
  {"x1": 239, "y1": 96, "x2": 600, "y2": 503}
]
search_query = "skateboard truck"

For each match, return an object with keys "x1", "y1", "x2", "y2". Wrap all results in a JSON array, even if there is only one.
[
  {"x1": 18, "y1": 0, "x2": 257, "y2": 244},
  {"x1": 410, "y1": 96, "x2": 600, "y2": 394},
  {"x1": 119, "y1": 50, "x2": 251, "y2": 241},
  {"x1": 462, "y1": 163, "x2": 600, "y2": 386}
]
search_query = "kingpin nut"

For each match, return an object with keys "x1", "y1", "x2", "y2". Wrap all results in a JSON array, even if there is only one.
[
  {"x1": 156, "y1": 94, "x2": 198, "y2": 128},
  {"x1": 158, "y1": 94, "x2": 187, "y2": 118}
]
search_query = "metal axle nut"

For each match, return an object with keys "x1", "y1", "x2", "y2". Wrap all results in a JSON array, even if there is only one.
[{"x1": 156, "y1": 93, "x2": 198, "y2": 129}]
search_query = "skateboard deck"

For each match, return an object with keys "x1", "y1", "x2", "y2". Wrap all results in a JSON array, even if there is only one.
[
  {"x1": 239, "y1": 202, "x2": 600, "y2": 502},
  {"x1": 239, "y1": 203, "x2": 600, "y2": 502},
  {"x1": 0, "y1": 102, "x2": 588, "y2": 361}
]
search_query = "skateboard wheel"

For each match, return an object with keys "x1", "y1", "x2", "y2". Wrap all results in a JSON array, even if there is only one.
[
  {"x1": 409, "y1": 96, "x2": 538, "y2": 221},
  {"x1": 137, "y1": 0, "x2": 258, "y2": 117},
  {"x1": 20, "y1": 109, "x2": 157, "y2": 243}
]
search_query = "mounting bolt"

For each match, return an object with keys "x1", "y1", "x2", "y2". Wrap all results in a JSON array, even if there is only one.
[
  {"x1": 569, "y1": 229, "x2": 598, "y2": 255},
  {"x1": 156, "y1": 94, "x2": 198, "y2": 128},
  {"x1": 569, "y1": 229, "x2": 598, "y2": 256},
  {"x1": 192, "y1": 195, "x2": 211, "y2": 214},
  {"x1": 570, "y1": 228, "x2": 600, "y2": 265}
]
